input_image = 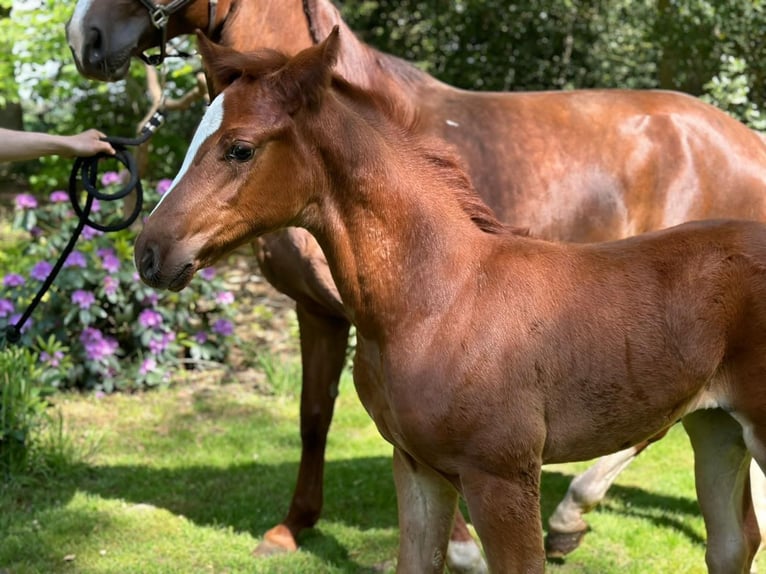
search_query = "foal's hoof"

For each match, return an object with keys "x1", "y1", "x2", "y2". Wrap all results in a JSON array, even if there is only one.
[
  {"x1": 544, "y1": 528, "x2": 589, "y2": 559},
  {"x1": 252, "y1": 524, "x2": 298, "y2": 557}
]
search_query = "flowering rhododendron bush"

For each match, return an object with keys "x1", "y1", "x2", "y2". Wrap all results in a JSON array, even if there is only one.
[{"x1": 0, "y1": 174, "x2": 237, "y2": 392}]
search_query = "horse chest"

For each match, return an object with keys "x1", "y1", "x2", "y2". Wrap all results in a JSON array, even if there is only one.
[{"x1": 351, "y1": 336, "x2": 458, "y2": 452}]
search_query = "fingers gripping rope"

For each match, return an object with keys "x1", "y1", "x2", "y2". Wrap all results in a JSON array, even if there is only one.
[{"x1": 4, "y1": 112, "x2": 164, "y2": 344}]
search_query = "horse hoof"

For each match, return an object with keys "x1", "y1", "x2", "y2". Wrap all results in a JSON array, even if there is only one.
[
  {"x1": 447, "y1": 539, "x2": 488, "y2": 574},
  {"x1": 544, "y1": 528, "x2": 589, "y2": 559},
  {"x1": 252, "y1": 524, "x2": 298, "y2": 557}
]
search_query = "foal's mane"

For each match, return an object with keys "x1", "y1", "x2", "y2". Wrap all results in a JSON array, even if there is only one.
[
  {"x1": 331, "y1": 78, "x2": 513, "y2": 236},
  {"x1": 209, "y1": 46, "x2": 514, "y2": 236}
]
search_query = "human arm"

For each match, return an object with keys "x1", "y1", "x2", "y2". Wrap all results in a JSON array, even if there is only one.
[{"x1": 0, "y1": 128, "x2": 116, "y2": 162}]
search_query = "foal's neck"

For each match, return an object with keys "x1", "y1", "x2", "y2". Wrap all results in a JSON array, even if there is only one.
[{"x1": 304, "y1": 100, "x2": 494, "y2": 338}]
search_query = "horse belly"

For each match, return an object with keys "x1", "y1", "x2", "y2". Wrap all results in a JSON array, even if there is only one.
[{"x1": 540, "y1": 372, "x2": 724, "y2": 464}]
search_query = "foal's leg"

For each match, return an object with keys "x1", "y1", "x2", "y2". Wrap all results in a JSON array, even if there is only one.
[
  {"x1": 683, "y1": 409, "x2": 757, "y2": 574},
  {"x1": 461, "y1": 463, "x2": 545, "y2": 573},
  {"x1": 255, "y1": 303, "x2": 350, "y2": 555},
  {"x1": 393, "y1": 448, "x2": 459, "y2": 574}
]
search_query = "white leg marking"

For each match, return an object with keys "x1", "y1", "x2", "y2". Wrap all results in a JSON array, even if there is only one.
[
  {"x1": 447, "y1": 539, "x2": 488, "y2": 574},
  {"x1": 548, "y1": 446, "x2": 639, "y2": 534},
  {"x1": 150, "y1": 93, "x2": 226, "y2": 216}
]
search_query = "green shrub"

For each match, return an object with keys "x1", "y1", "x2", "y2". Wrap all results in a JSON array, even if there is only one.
[
  {"x1": 0, "y1": 176, "x2": 238, "y2": 392},
  {"x1": 0, "y1": 346, "x2": 49, "y2": 477}
]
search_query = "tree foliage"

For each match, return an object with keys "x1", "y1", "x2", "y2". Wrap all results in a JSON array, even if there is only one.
[{"x1": 0, "y1": 0, "x2": 764, "y2": 189}]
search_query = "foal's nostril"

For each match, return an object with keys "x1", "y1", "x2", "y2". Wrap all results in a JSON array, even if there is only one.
[{"x1": 139, "y1": 242, "x2": 160, "y2": 282}]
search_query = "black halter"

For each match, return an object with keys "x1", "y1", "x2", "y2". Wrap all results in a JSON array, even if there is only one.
[{"x1": 137, "y1": 0, "x2": 219, "y2": 66}]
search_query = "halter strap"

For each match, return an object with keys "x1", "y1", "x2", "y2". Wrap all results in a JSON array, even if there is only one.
[{"x1": 138, "y1": 0, "x2": 220, "y2": 66}]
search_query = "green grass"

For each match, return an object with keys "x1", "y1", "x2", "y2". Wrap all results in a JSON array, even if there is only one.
[{"x1": 0, "y1": 363, "x2": 762, "y2": 573}]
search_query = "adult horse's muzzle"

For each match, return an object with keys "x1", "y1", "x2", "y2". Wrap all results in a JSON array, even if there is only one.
[{"x1": 65, "y1": 19, "x2": 136, "y2": 82}]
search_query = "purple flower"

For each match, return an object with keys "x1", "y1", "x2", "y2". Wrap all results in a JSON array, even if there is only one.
[
  {"x1": 148, "y1": 331, "x2": 176, "y2": 354},
  {"x1": 0, "y1": 299, "x2": 14, "y2": 317},
  {"x1": 101, "y1": 253, "x2": 120, "y2": 273},
  {"x1": 216, "y1": 291, "x2": 235, "y2": 305},
  {"x1": 194, "y1": 331, "x2": 208, "y2": 345},
  {"x1": 49, "y1": 190, "x2": 69, "y2": 203},
  {"x1": 82, "y1": 226, "x2": 103, "y2": 240},
  {"x1": 30, "y1": 261, "x2": 53, "y2": 281},
  {"x1": 212, "y1": 319, "x2": 234, "y2": 337},
  {"x1": 71, "y1": 289, "x2": 96, "y2": 309},
  {"x1": 139, "y1": 308, "x2": 163, "y2": 329},
  {"x1": 3, "y1": 274, "x2": 25, "y2": 288},
  {"x1": 101, "y1": 171, "x2": 121, "y2": 186},
  {"x1": 139, "y1": 357, "x2": 157, "y2": 375},
  {"x1": 30, "y1": 227, "x2": 43, "y2": 239},
  {"x1": 64, "y1": 251, "x2": 87, "y2": 268},
  {"x1": 14, "y1": 193, "x2": 37, "y2": 210},
  {"x1": 40, "y1": 350, "x2": 64, "y2": 368},
  {"x1": 103, "y1": 276, "x2": 118, "y2": 296},
  {"x1": 96, "y1": 248, "x2": 120, "y2": 273},
  {"x1": 200, "y1": 267, "x2": 216, "y2": 281},
  {"x1": 156, "y1": 179, "x2": 173, "y2": 196},
  {"x1": 80, "y1": 327, "x2": 118, "y2": 361}
]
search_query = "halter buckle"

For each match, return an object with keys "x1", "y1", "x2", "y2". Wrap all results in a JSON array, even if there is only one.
[{"x1": 150, "y1": 6, "x2": 169, "y2": 29}]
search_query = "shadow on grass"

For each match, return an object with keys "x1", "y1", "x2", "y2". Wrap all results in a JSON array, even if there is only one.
[
  {"x1": 3, "y1": 459, "x2": 701, "y2": 566},
  {"x1": 71, "y1": 462, "x2": 698, "y2": 535}
]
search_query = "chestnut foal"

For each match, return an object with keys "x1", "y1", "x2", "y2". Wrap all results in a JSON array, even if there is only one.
[{"x1": 135, "y1": 31, "x2": 766, "y2": 573}]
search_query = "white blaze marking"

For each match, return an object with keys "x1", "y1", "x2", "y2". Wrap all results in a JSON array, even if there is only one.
[
  {"x1": 446, "y1": 119, "x2": 459, "y2": 127},
  {"x1": 150, "y1": 93, "x2": 226, "y2": 216},
  {"x1": 67, "y1": 0, "x2": 96, "y2": 56}
]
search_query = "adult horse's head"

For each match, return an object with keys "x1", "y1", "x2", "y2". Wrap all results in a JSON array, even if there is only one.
[
  {"x1": 66, "y1": 0, "x2": 229, "y2": 81},
  {"x1": 134, "y1": 28, "x2": 340, "y2": 291}
]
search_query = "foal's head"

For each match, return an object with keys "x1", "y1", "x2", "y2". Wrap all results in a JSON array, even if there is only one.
[{"x1": 135, "y1": 28, "x2": 341, "y2": 291}]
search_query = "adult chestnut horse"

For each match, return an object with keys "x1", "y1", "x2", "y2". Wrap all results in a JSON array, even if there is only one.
[
  {"x1": 67, "y1": 0, "x2": 766, "y2": 562},
  {"x1": 135, "y1": 31, "x2": 766, "y2": 572}
]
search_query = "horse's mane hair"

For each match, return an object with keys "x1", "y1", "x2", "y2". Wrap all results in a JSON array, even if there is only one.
[
  {"x1": 214, "y1": 48, "x2": 522, "y2": 237},
  {"x1": 329, "y1": 77, "x2": 518, "y2": 236}
]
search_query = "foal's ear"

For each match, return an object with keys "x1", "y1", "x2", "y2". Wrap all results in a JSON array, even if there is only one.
[
  {"x1": 277, "y1": 26, "x2": 341, "y2": 115},
  {"x1": 196, "y1": 31, "x2": 247, "y2": 98}
]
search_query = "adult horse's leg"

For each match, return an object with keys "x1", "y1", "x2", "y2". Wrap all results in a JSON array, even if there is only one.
[
  {"x1": 393, "y1": 448, "x2": 458, "y2": 574},
  {"x1": 461, "y1": 464, "x2": 546, "y2": 573},
  {"x1": 750, "y1": 461, "x2": 766, "y2": 568},
  {"x1": 546, "y1": 445, "x2": 643, "y2": 556},
  {"x1": 545, "y1": 429, "x2": 668, "y2": 557},
  {"x1": 683, "y1": 409, "x2": 758, "y2": 574},
  {"x1": 447, "y1": 513, "x2": 488, "y2": 574},
  {"x1": 254, "y1": 302, "x2": 351, "y2": 555}
]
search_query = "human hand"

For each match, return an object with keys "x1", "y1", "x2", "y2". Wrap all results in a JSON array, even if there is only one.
[{"x1": 62, "y1": 129, "x2": 116, "y2": 157}]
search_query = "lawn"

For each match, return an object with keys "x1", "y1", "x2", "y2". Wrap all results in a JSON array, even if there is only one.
[{"x1": 0, "y1": 363, "x2": 761, "y2": 573}]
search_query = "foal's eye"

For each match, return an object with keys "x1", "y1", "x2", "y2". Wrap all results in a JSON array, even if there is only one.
[{"x1": 225, "y1": 142, "x2": 255, "y2": 162}]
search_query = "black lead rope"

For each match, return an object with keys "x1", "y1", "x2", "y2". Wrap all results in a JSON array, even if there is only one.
[{"x1": 4, "y1": 111, "x2": 165, "y2": 345}]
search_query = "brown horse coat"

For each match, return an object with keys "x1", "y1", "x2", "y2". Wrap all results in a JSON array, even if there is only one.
[{"x1": 134, "y1": 33, "x2": 766, "y2": 572}]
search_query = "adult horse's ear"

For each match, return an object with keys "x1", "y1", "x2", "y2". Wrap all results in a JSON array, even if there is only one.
[
  {"x1": 195, "y1": 30, "x2": 247, "y2": 98},
  {"x1": 277, "y1": 25, "x2": 340, "y2": 115}
]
